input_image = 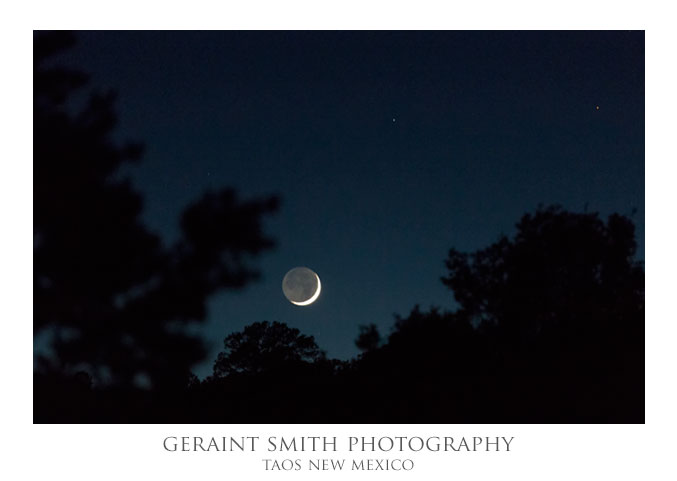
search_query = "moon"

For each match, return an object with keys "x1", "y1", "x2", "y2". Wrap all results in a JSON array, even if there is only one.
[{"x1": 282, "y1": 267, "x2": 321, "y2": 306}]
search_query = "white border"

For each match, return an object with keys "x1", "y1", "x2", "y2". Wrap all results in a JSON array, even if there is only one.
[{"x1": 3, "y1": 1, "x2": 675, "y2": 479}]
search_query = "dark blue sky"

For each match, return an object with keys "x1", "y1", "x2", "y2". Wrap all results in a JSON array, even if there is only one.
[{"x1": 54, "y1": 31, "x2": 644, "y2": 377}]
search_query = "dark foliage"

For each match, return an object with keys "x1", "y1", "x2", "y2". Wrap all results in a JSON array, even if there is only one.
[
  {"x1": 212, "y1": 321, "x2": 325, "y2": 377},
  {"x1": 355, "y1": 324, "x2": 381, "y2": 352},
  {"x1": 33, "y1": 31, "x2": 279, "y2": 417}
]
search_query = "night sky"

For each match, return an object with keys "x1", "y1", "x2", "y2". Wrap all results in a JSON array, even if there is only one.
[{"x1": 50, "y1": 31, "x2": 644, "y2": 377}]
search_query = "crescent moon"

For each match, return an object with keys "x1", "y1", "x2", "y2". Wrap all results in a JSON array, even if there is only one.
[{"x1": 290, "y1": 274, "x2": 321, "y2": 306}]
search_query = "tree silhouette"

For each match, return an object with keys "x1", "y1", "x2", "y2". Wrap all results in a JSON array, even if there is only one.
[
  {"x1": 212, "y1": 321, "x2": 325, "y2": 377},
  {"x1": 341, "y1": 206, "x2": 644, "y2": 423},
  {"x1": 178, "y1": 322, "x2": 337, "y2": 423},
  {"x1": 355, "y1": 323, "x2": 381, "y2": 352},
  {"x1": 33, "y1": 31, "x2": 279, "y2": 398},
  {"x1": 439, "y1": 205, "x2": 644, "y2": 421},
  {"x1": 347, "y1": 305, "x2": 482, "y2": 422},
  {"x1": 442, "y1": 206, "x2": 644, "y2": 341}
]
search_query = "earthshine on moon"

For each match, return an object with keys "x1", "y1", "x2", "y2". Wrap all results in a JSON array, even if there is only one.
[{"x1": 282, "y1": 267, "x2": 321, "y2": 306}]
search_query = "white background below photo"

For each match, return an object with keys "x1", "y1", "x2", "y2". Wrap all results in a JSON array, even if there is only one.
[
  {"x1": 2, "y1": 0, "x2": 675, "y2": 480},
  {"x1": 24, "y1": 424, "x2": 661, "y2": 479}
]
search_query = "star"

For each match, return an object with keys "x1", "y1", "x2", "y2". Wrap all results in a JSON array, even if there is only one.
[{"x1": 392, "y1": 118, "x2": 396, "y2": 122}]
